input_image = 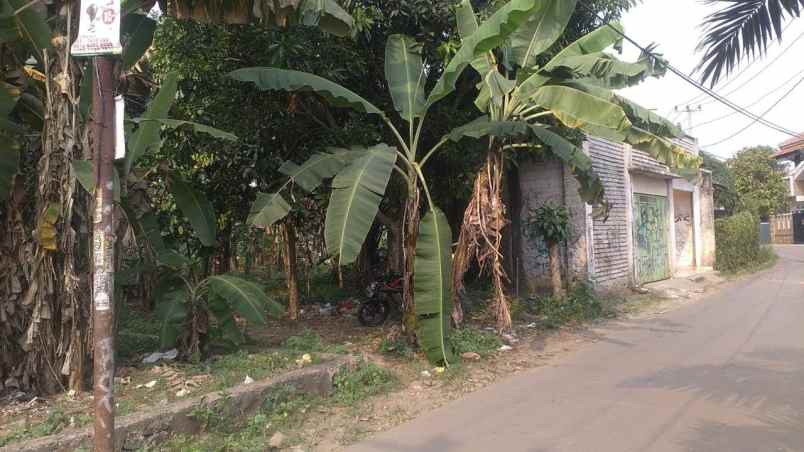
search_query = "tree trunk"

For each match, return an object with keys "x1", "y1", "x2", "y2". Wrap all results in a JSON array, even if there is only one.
[
  {"x1": 282, "y1": 221, "x2": 300, "y2": 321},
  {"x1": 452, "y1": 150, "x2": 511, "y2": 332},
  {"x1": 401, "y1": 178, "x2": 420, "y2": 340},
  {"x1": 9, "y1": 9, "x2": 93, "y2": 394},
  {"x1": 548, "y1": 241, "x2": 564, "y2": 298}
]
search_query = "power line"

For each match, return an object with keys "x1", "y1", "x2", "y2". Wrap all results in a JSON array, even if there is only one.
[
  {"x1": 702, "y1": 74, "x2": 804, "y2": 147},
  {"x1": 577, "y1": 1, "x2": 799, "y2": 138},
  {"x1": 671, "y1": 22, "x2": 799, "y2": 110},
  {"x1": 697, "y1": 29, "x2": 804, "y2": 107},
  {"x1": 690, "y1": 66, "x2": 804, "y2": 130}
]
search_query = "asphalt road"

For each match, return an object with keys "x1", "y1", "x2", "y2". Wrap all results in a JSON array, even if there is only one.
[{"x1": 348, "y1": 246, "x2": 804, "y2": 452}]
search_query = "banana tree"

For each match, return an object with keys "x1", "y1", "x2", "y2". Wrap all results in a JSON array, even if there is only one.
[
  {"x1": 229, "y1": 0, "x2": 579, "y2": 364},
  {"x1": 449, "y1": 0, "x2": 701, "y2": 331}
]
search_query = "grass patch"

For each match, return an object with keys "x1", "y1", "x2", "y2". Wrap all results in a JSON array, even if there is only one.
[
  {"x1": 333, "y1": 362, "x2": 397, "y2": 406},
  {"x1": 156, "y1": 385, "x2": 321, "y2": 451},
  {"x1": 526, "y1": 283, "x2": 604, "y2": 329},
  {"x1": 449, "y1": 327, "x2": 502, "y2": 357},
  {"x1": 199, "y1": 350, "x2": 296, "y2": 390},
  {"x1": 722, "y1": 245, "x2": 778, "y2": 276},
  {"x1": 0, "y1": 409, "x2": 71, "y2": 447},
  {"x1": 283, "y1": 330, "x2": 347, "y2": 354}
]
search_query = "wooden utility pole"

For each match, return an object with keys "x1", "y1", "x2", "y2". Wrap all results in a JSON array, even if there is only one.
[{"x1": 91, "y1": 55, "x2": 117, "y2": 452}]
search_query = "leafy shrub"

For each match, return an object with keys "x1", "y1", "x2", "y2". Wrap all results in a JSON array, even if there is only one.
[
  {"x1": 333, "y1": 362, "x2": 397, "y2": 405},
  {"x1": 715, "y1": 211, "x2": 760, "y2": 272},
  {"x1": 529, "y1": 283, "x2": 603, "y2": 328},
  {"x1": 449, "y1": 327, "x2": 502, "y2": 357}
]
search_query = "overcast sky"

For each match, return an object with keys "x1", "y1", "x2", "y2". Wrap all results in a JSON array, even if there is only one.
[{"x1": 616, "y1": 0, "x2": 804, "y2": 159}]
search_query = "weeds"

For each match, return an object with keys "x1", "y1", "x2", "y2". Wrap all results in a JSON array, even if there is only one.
[
  {"x1": 333, "y1": 362, "x2": 397, "y2": 405},
  {"x1": 527, "y1": 283, "x2": 603, "y2": 328},
  {"x1": 378, "y1": 337, "x2": 413, "y2": 359},
  {"x1": 449, "y1": 327, "x2": 502, "y2": 357},
  {"x1": 283, "y1": 330, "x2": 325, "y2": 352},
  {"x1": 0, "y1": 409, "x2": 70, "y2": 447},
  {"x1": 195, "y1": 350, "x2": 294, "y2": 390}
]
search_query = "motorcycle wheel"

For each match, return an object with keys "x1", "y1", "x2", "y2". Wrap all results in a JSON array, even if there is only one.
[{"x1": 357, "y1": 298, "x2": 391, "y2": 326}]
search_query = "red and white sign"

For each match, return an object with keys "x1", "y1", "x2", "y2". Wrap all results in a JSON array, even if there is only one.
[{"x1": 71, "y1": 0, "x2": 122, "y2": 56}]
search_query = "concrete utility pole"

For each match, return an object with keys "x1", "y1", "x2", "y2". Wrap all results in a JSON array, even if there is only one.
[
  {"x1": 91, "y1": 55, "x2": 117, "y2": 452},
  {"x1": 675, "y1": 105, "x2": 702, "y2": 131}
]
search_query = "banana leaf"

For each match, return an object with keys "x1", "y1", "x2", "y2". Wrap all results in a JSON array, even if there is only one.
[
  {"x1": 527, "y1": 85, "x2": 632, "y2": 133},
  {"x1": 427, "y1": 0, "x2": 544, "y2": 107},
  {"x1": 126, "y1": 72, "x2": 180, "y2": 175},
  {"x1": 155, "y1": 287, "x2": 188, "y2": 349},
  {"x1": 168, "y1": 173, "x2": 217, "y2": 247},
  {"x1": 385, "y1": 34, "x2": 426, "y2": 123},
  {"x1": 208, "y1": 274, "x2": 284, "y2": 324},
  {"x1": 229, "y1": 67, "x2": 385, "y2": 118},
  {"x1": 248, "y1": 191, "x2": 292, "y2": 228},
  {"x1": 121, "y1": 13, "x2": 157, "y2": 70},
  {"x1": 325, "y1": 144, "x2": 396, "y2": 266},
  {"x1": 415, "y1": 207, "x2": 455, "y2": 366},
  {"x1": 508, "y1": 0, "x2": 576, "y2": 68}
]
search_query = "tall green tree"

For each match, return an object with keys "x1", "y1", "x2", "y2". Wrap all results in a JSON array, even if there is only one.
[{"x1": 728, "y1": 145, "x2": 789, "y2": 218}]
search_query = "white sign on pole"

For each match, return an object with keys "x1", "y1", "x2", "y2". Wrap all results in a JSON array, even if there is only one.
[
  {"x1": 115, "y1": 95, "x2": 126, "y2": 159},
  {"x1": 71, "y1": 0, "x2": 123, "y2": 56}
]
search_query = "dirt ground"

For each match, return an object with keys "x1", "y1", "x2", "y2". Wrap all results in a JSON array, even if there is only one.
[{"x1": 0, "y1": 272, "x2": 725, "y2": 450}]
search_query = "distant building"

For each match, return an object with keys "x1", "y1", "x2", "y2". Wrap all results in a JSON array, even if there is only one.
[
  {"x1": 774, "y1": 134, "x2": 804, "y2": 210},
  {"x1": 511, "y1": 135, "x2": 716, "y2": 292}
]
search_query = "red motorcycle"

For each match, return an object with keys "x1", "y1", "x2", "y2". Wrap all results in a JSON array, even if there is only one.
[{"x1": 358, "y1": 273, "x2": 403, "y2": 326}]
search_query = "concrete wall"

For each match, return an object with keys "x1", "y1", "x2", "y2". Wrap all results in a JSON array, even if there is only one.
[
  {"x1": 515, "y1": 135, "x2": 717, "y2": 293},
  {"x1": 698, "y1": 172, "x2": 717, "y2": 268},
  {"x1": 517, "y1": 158, "x2": 589, "y2": 294},
  {"x1": 633, "y1": 174, "x2": 669, "y2": 196},
  {"x1": 673, "y1": 190, "x2": 695, "y2": 269}
]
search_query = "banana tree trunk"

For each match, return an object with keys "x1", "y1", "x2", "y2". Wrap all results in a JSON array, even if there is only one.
[
  {"x1": 282, "y1": 220, "x2": 300, "y2": 321},
  {"x1": 401, "y1": 178, "x2": 420, "y2": 340},
  {"x1": 452, "y1": 149, "x2": 512, "y2": 332},
  {"x1": 17, "y1": 21, "x2": 92, "y2": 393}
]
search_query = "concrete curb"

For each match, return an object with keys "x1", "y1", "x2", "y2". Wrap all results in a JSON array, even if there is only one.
[{"x1": 2, "y1": 354, "x2": 358, "y2": 452}]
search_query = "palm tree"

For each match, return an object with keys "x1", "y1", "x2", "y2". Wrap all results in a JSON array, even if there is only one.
[{"x1": 697, "y1": 0, "x2": 804, "y2": 86}]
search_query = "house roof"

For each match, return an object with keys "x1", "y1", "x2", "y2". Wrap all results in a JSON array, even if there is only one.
[{"x1": 775, "y1": 133, "x2": 804, "y2": 158}]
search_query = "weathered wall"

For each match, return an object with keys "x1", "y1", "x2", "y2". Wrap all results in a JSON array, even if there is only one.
[
  {"x1": 699, "y1": 172, "x2": 717, "y2": 267},
  {"x1": 517, "y1": 158, "x2": 588, "y2": 294},
  {"x1": 632, "y1": 174, "x2": 669, "y2": 196},
  {"x1": 588, "y1": 137, "x2": 631, "y2": 288},
  {"x1": 673, "y1": 190, "x2": 695, "y2": 268}
]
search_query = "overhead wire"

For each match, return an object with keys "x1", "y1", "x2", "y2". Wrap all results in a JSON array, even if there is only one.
[
  {"x1": 696, "y1": 29, "x2": 804, "y2": 107},
  {"x1": 690, "y1": 66, "x2": 804, "y2": 130},
  {"x1": 577, "y1": 1, "x2": 799, "y2": 138},
  {"x1": 702, "y1": 73, "x2": 804, "y2": 147},
  {"x1": 670, "y1": 22, "x2": 799, "y2": 110}
]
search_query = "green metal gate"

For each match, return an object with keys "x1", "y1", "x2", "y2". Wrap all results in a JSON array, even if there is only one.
[{"x1": 633, "y1": 194, "x2": 670, "y2": 284}]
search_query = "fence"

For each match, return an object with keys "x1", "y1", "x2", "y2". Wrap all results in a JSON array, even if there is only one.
[{"x1": 770, "y1": 213, "x2": 793, "y2": 244}]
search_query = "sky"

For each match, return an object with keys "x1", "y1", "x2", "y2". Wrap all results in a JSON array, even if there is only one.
[{"x1": 616, "y1": 0, "x2": 804, "y2": 159}]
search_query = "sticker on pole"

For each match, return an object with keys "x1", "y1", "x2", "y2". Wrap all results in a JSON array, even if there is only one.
[
  {"x1": 115, "y1": 95, "x2": 126, "y2": 159},
  {"x1": 71, "y1": 0, "x2": 123, "y2": 56}
]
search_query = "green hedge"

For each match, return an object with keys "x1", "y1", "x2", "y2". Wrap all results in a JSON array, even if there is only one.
[{"x1": 715, "y1": 211, "x2": 760, "y2": 272}]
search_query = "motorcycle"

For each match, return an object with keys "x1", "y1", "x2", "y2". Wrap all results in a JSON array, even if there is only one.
[{"x1": 357, "y1": 273, "x2": 403, "y2": 326}]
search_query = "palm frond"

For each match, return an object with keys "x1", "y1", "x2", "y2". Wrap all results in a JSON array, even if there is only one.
[{"x1": 696, "y1": 0, "x2": 804, "y2": 87}]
